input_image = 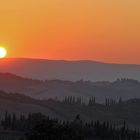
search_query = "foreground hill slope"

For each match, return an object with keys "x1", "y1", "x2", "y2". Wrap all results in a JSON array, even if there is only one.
[
  {"x1": 1, "y1": 58, "x2": 140, "y2": 81},
  {"x1": 0, "y1": 90, "x2": 140, "y2": 128}
]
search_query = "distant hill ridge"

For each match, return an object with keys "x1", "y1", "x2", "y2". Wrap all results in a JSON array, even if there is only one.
[
  {"x1": 0, "y1": 72, "x2": 140, "y2": 102},
  {"x1": 1, "y1": 58, "x2": 140, "y2": 81}
]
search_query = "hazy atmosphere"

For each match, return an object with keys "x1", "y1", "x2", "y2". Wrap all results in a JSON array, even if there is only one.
[
  {"x1": 0, "y1": 1, "x2": 140, "y2": 140},
  {"x1": 0, "y1": 0, "x2": 140, "y2": 63}
]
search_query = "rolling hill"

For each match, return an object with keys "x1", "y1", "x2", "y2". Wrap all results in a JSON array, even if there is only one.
[
  {"x1": 1, "y1": 58, "x2": 140, "y2": 81},
  {"x1": 0, "y1": 73, "x2": 140, "y2": 102},
  {"x1": 0, "y1": 90, "x2": 140, "y2": 128}
]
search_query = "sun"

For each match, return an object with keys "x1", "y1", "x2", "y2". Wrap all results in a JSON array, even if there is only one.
[{"x1": 0, "y1": 47, "x2": 7, "y2": 58}]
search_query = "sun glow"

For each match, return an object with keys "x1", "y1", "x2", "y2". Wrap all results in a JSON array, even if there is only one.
[{"x1": 0, "y1": 47, "x2": 7, "y2": 58}]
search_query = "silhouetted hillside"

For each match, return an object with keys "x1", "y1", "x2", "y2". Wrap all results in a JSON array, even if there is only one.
[
  {"x1": 1, "y1": 112, "x2": 139, "y2": 140},
  {"x1": 1, "y1": 73, "x2": 140, "y2": 102},
  {"x1": 1, "y1": 58, "x2": 140, "y2": 81},
  {"x1": 1, "y1": 90, "x2": 140, "y2": 128}
]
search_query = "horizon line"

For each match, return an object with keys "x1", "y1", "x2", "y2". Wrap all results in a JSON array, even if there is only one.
[{"x1": 1, "y1": 57, "x2": 140, "y2": 66}]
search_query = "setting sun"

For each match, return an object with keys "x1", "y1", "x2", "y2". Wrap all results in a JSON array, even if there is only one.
[{"x1": 0, "y1": 47, "x2": 7, "y2": 58}]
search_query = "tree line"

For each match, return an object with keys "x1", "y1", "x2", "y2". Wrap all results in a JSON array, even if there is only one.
[
  {"x1": 62, "y1": 96, "x2": 123, "y2": 106},
  {"x1": 0, "y1": 112, "x2": 139, "y2": 140}
]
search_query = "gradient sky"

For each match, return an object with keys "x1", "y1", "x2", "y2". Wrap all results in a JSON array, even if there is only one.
[{"x1": 0, "y1": 0, "x2": 140, "y2": 64}]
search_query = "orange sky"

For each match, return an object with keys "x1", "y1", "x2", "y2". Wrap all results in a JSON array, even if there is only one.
[{"x1": 0, "y1": 0, "x2": 140, "y2": 64}]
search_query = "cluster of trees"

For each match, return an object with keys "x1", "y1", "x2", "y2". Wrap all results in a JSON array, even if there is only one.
[
  {"x1": 88, "y1": 96, "x2": 96, "y2": 106},
  {"x1": 0, "y1": 112, "x2": 140, "y2": 140},
  {"x1": 62, "y1": 96, "x2": 123, "y2": 107},
  {"x1": 115, "y1": 78, "x2": 140, "y2": 84},
  {"x1": 105, "y1": 97, "x2": 123, "y2": 106},
  {"x1": 62, "y1": 96, "x2": 83, "y2": 105}
]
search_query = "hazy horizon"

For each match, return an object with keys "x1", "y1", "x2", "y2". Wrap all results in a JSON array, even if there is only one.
[
  {"x1": 2, "y1": 57, "x2": 140, "y2": 65},
  {"x1": 0, "y1": 0, "x2": 140, "y2": 64}
]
